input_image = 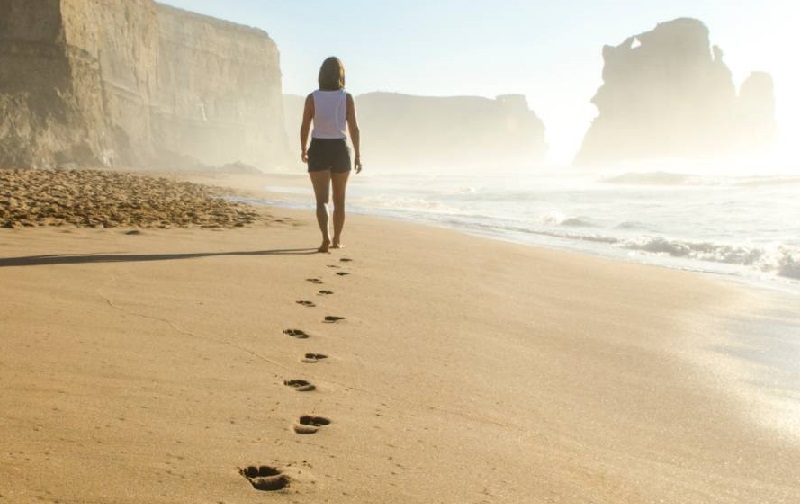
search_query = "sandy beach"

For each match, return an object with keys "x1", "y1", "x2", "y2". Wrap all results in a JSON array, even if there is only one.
[{"x1": 1, "y1": 171, "x2": 799, "y2": 504}]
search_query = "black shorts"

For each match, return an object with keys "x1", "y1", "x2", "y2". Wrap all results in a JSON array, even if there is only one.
[{"x1": 307, "y1": 138, "x2": 351, "y2": 173}]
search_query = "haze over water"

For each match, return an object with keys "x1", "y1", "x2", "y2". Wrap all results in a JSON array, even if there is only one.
[
  {"x1": 169, "y1": 2, "x2": 798, "y2": 291},
  {"x1": 267, "y1": 161, "x2": 800, "y2": 290},
  {"x1": 371, "y1": 162, "x2": 800, "y2": 433}
]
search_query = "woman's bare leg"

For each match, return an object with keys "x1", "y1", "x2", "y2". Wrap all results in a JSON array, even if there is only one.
[
  {"x1": 330, "y1": 171, "x2": 350, "y2": 248},
  {"x1": 309, "y1": 170, "x2": 332, "y2": 252}
]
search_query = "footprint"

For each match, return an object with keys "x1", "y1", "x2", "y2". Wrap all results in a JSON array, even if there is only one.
[
  {"x1": 323, "y1": 316, "x2": 345, "y2": 324},
  {"x1": 318, "y1": 290, "x2": 334, "y2": 295},
  {"x1": 283, "y1": 328, "x2": 310, "y2": 339},
  {"x1": 336, "y1": 272, "x2": 350, "y2": 277},
  {"x1": 302, "y1": 353, "x2": 328, "y2": 363},
  {"x1": 340, "y1": 258, "x2": 353, "y2": 263},
  {"x1": 327, "y1": 264, "x2": 341, "y2": 269},
  {"x1": 284, "y1": 379, "x2": 316, "y2": 392},
  {"x1": 296, "y1": 300, "x2": 316, "y2": 307},
  {"x1": 239, "y1": 465, "x2": 290, "y2": 491},
  {"x1": 293, "y1": 415, "x2": 331, "y2": 435},
  {"x1": 306, "y1": 278, "x2": 323, "y2": 284}
]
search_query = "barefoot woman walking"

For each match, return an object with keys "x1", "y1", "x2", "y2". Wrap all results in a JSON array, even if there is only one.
[{"x1": 300, "y1": 57, "x2": 362, "y2": 253}]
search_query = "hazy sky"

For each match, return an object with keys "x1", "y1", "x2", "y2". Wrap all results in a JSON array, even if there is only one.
[{"x1": 160, "y1": 0, "x2": 797, "y2": 164}]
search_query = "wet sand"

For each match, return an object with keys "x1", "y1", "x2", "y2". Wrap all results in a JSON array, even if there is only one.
[{"x1": 1, "y1": 171, "x2": 799, "y2": 503}]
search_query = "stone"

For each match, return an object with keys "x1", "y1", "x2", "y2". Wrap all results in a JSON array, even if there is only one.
[
  {"x1": 576, "y1": 18, "x2": 777, "y2": 165},
  {"x1": 0, "y1": 0, "x2": 292, "y2": 170},
  {"x1": 0, "y1": 167, "x2": 269, "y2": 229},
  {"x1": 736, "y1": 72, "x2": 778, "y2": 154}
]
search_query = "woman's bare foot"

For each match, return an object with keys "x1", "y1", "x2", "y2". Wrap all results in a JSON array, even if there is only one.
[
  {"x1": 331, "y1": 238, "x2": 344, "y2": 249},
  {"x1": 318, "y1": 239, "x2": 330, "y2": 253}
]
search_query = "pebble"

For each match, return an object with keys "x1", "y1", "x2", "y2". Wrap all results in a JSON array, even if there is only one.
[{"x1": 0, "y1": 168, "x2": 265, "y2": 229}]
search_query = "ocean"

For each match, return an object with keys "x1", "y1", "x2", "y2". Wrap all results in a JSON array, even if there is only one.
[
  {"x1": 251, "y1": 162, "x2": 800, "y2": 440},
  {"x1": 264, "y1": 165, "x2": 800, "y2": 291}
]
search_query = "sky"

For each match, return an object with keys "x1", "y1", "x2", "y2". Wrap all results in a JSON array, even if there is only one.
[{"x1": 160, "y1": 0, "x2": 798, "y2": 164}]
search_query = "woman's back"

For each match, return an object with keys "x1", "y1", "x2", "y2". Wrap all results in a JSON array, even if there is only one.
[{"x1": 311, "y1": 89, "x2": 347, "y2": 140}]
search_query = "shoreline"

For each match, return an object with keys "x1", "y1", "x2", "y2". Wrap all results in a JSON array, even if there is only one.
[
  {"x1": 2, "y1": 171, "x2": 799, "y2": 502},
  {"x1": 212, "y1": 171, "x2": 800, "y2": 293},
  {"x1": 211, "y1": 171, "x2": 800, "y2": 440}
]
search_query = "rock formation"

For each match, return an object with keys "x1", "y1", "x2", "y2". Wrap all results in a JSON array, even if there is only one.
[
  {"x1": 576, "y1": 18, "x2": 777, "y2": 165},
  {"x1": 0, "y1": 0, "x2": 292, "y2": 170},
  {"x1": 284, "y1": 92, "x2": 547, "y2": 168},
  {"x1": 736, "y1": 71, "x2": 778, "y2": 153}
]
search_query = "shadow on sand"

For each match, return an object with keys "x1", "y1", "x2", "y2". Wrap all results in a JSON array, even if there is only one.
[{"x1": 0, "y1": 248, "x2": 319, "y2": 268}]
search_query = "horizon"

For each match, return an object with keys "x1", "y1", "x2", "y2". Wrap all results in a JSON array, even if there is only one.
[{"x1": 158, "y1": 0, "x2": 798, "y2": 167}]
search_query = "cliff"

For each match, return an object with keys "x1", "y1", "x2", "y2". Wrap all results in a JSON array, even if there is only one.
[
  {"x1": 284, "y1": 92, "x2": 547, "y2": 168},
  {"x1": 576, "y1": 18, "x2": 777, "y2": 165},
  {"x1": 0, "y1": 0, "x2": 291, "y2": 170}
]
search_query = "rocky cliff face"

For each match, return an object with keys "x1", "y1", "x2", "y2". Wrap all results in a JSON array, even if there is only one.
[
  {"x1": 0, "y1": 0, "x2": 100, "y2": 168},
  {"x1": 576, "y1": 18, "x2": 777, "y2": 165},
  {"x1": 0, "y1": 0, "x2": 291, "y2": 169},
  {"x1": 152, "y1": 5, "x2": 290, "y2": 169},
  {"x1": 285, "y1": 92, "x2": 546, "y2": 168}
]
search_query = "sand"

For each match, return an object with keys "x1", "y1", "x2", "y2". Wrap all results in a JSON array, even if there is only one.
[{"x1": 1, "y1": 171, "x2": 799, "y2": 503}]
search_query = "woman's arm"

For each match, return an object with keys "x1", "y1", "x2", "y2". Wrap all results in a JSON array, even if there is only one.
[
  {"x1": 346, "y1": 93, "x2": 361, "y2": 173},
  {"x1": 300, "y1": 94, "x2": 314, "y2": 163}
]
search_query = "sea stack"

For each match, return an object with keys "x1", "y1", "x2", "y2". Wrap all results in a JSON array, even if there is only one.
[
  {"x1": 0, "y1": 0, "x2": 292, "y2": 170},
  {"x1": 575, "y1": 18, "x2": 777, "y2": 165}
]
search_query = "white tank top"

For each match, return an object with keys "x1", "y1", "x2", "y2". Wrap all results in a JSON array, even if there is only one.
[{"x1": 311, "y1": 89, "x2": 347, "y2": 139}]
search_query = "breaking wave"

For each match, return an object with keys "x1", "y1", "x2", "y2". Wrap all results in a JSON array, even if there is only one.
[
  {"x1": 602, "y1": 172, "x2": 696, "y2": 185},
  {"x1": 257, "y1": 168, "x2": 800, "y2": 288},
  {"x1": 602, "y1": 171, "x2": 800, "y2": 188},
  {"x1": 457, "y1": 218, "x2": 800, "y2": 281},
  {"x1": 619, "y1": 238, "x2": 800, "y2": 280},
  {"x1": 778, "y1": 251, "x2": 800, "y2": 280}
]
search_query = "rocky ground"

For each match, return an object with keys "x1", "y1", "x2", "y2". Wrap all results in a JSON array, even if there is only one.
[{"x1": 0, "y1": 168, "x2": 267, "y2": 229}]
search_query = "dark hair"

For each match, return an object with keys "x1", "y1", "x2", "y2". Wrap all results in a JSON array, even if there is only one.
[{"x1": 318, "y1": 57, "x2": 345, "y2": 91}]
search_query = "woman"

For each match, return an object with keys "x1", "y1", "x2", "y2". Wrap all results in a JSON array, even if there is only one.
[{"x1": 300, "y1": 57, "x2": 362, "y2": 253}]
